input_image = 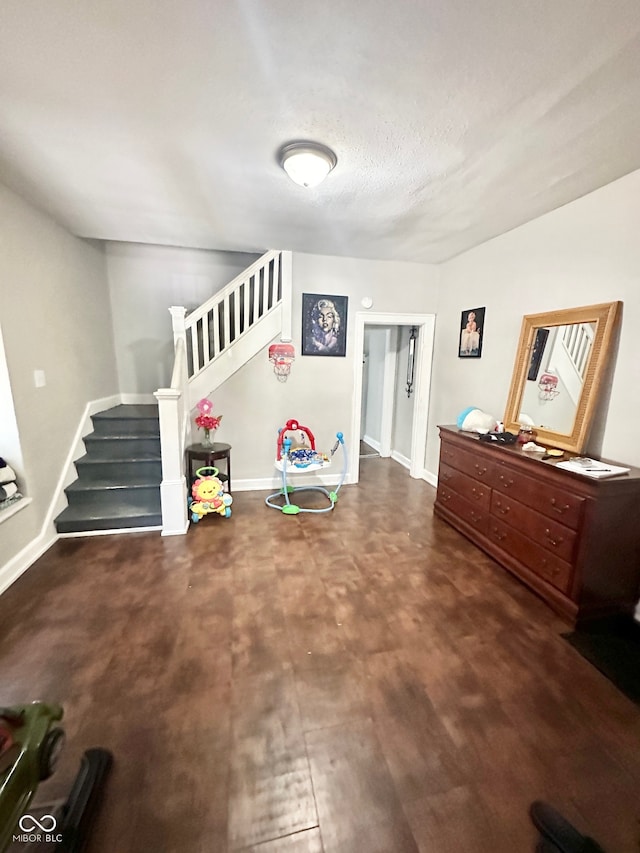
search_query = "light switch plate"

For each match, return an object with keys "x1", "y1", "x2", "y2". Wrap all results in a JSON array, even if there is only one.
[{"x1": 34, "y1": 369, "x2": 46, "y2": 388}]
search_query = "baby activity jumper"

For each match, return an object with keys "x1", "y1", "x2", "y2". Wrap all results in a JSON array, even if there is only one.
[{"x1": 265, "y1": 419, "x2": 347, "y2": 515}]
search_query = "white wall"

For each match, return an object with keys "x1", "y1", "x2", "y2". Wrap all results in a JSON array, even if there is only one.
[
  {"x1": 0, "y1": 184, "x2": 118, "y2": 570},
  {"x1": 106, "y1": 242, "x2": 260, "y2": 394},
  {"x1": 362, "y1": 327, "x2": 387, "y2": 444},
  {"x1": 212, "y1": 252, "x2": 440, "y2": 482},
  {"x1": 427, "y1": 167, "x2": 640, "y2": 475}
]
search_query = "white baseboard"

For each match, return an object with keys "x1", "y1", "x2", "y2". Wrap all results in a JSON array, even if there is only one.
[
  {"x1": 391, "y1": 449, "x2": 412, "y2": 470},
  {"x1": 422, "y1": 469, "x2": 438, "y2": 487},
  {"x1": 233, "y1": 472, "x2": 349, "y2": 492},
  {"x1": 362, "y1": 434, "x2": 382, "y2": 453},
  {"x1": 0, "y1": 530, "x2": 57, "y2": 596}
]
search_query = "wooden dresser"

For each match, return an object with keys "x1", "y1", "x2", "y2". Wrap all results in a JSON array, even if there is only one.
[{"x1": 434, "y1": 425, "x2": 640, "y2": 625}]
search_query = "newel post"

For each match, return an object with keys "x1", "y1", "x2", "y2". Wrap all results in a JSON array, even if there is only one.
[
  {"x1": 154, "y1": 387, "x2": 189, "y2": 536},
  {"x1": 170, "y1": 305, "x2": 187, "y2": 345},
  {"x1": 153, "y1": 306, "x2": 190, "y2": 536},
  {"x1": 169, "y1": 304, "x2": 191, "y2": 420}
]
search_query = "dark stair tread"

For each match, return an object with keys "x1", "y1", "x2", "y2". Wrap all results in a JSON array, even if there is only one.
[
  {"x1": 84, "y1": 434, "x2": 161, "y2": 442},
  {"x1": 66, "y1": 477, "x2": 160, "y2": 492},
  {"x1": 93, "y1": 404, "x2": 159, "y2": 420},
  {"x1": 60, "y1": 487, "x2": 159, "y2": 508},
  {"x1": 56, "y1": 489, "x2": 161, "y2": 532},
  {"x1": 55, "y1": 507, "x2": 162, "y2": 533},
  {"x1": 78, "y1": 449, "x2": 161, "y2": 462},
  {"x1": 56, "y1": 505, "x2": 161, "y2": 521},
  {"x1": 76, "y1": 455, "x2": 161, "y2": 466}
]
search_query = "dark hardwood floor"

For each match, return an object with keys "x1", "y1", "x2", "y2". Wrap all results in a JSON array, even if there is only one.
[{"x1": 1, "y1": 457, "x2": 640, "y2": 852}]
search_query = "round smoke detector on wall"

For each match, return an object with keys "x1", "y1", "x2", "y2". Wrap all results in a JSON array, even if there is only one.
[{"x1": 361, "y1": 297, "x2": 373, "y2": 309}]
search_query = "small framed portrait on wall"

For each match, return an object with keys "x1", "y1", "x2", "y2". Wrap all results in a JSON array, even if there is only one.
[
  {"x1": 302, "y1": 293, "x2": 348, "y2": 357},
  {"x1": 459, "y1": 307, "x2": 485, "y2": 358}
]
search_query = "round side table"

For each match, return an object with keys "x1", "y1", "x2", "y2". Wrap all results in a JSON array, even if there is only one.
[{"x1": 186, "y1": 442, "x2": 232, "y2": 492}]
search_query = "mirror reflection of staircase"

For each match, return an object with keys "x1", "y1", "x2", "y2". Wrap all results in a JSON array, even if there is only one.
[{"x1": 54, "y1": 404, "x2": 162, "y2": 534}]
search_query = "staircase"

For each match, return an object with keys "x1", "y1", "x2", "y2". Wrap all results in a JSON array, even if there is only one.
[
  {"x1": 154, "y1": 248, "x2": 293, "y2": 536},
  {"x1": 53, "y1": 250, "x2": 292, "y2": 537},
  {"x1": 54, "y1": 404, "x2": 162, "y2": 534}
]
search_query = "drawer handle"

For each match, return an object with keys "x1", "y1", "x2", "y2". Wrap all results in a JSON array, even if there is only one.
[
  {"x1": 540, "y1": 559, "x2": 560, "y2": 578},
  {"x1": 470, "y1": 511, "x2": 482, "y2": 523},
  {"x1": 491, "y1": 527, "x2": 507, "y2": 541},
  {"x1": 471, "y1": 487, "x2": 485, "y2": 500},
  {"x1": 494, "y1": 500, "x2": 510, "y2": 515},
  {"x1": 441, "y1": 492, "x2": 451, "y2": 502},
  {"x1": 550, "y1": 498, "x2": 570, "y2": 515},
  {"x1": 499, "y1": 474, "x2": 515, "y2": 489},
  {"x1": 441, "y1": 471, "x2": 451, "y2": 481},
  {"x1": 544, "y1": 529, "x2": 564, "y2": 548},
  {"x1": 474, "y1": 464, "x2": 488, "y2": 476}
]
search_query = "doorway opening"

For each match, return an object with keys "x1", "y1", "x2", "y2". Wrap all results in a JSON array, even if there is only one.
[{"x1": 350, "y1": 312, "x2": 435, "y2": 484}]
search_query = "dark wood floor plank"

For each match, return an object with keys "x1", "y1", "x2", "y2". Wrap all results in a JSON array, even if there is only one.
[
  {"x1": 404, "y1": 784, "x2": 507, "y2": 853},
  {"x1": 294, "y1": 660, "x2": 371, "y2": 733},
  {"x1": 365, "y1": 649, "x2": 465, "y2": 800},
  {"x1": 305, "y1": 719, "x2": 416, "y2": 852},
  {"x1": 1, "y1": 457, "x2": 638, "y2": 852},
  {"x1": 228, "y1": 668, "x2": 318, "y2": 849},
  {"x1": 241, "y1": 827, "x2": 323, "y2": 852}
]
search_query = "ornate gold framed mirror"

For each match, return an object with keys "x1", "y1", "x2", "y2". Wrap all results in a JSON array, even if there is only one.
[{"x1": 503, "y1": 301, "x2": 621, "y2": 453}]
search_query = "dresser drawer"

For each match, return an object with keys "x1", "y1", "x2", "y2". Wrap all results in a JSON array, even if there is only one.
[
  {"x1": 487, "y1": 518, "x2": 573, "y2": 593},
  {"x1": 439, "y1": 441, "x2": 497, "y2": 484},
  {"x1": 490, "y1": 492, "x2": 577, "y2": 563},
  {"x1": 489, "y1": 465, "x2": 585, "y2": 529},
  {"x1": 439, "y1": 463, "x2": 491, "y2": 511},
  {"x1": 437, "y1": 485, "x2": 489, "y2": 534}
]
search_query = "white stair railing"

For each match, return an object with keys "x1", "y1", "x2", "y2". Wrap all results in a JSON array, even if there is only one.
[
  {"x1": 180, "y1": 249, "x2": 291, "y2": 388},
  {"x1": 156, "y1": 249, "x2": 292, "y2": 534}
]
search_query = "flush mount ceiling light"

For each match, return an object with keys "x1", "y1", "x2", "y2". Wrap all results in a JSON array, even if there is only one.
[{"x1": 278, "y1": 141, "x2": 337, "y2": 188}]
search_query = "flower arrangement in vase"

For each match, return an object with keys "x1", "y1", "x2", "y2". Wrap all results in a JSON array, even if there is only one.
[{"x1": 195, "y1": 398, "x2": 222, "y2": 447}]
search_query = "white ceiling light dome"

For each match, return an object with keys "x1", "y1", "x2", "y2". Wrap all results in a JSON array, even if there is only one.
[{"x1": 278, "y1": 141, "x2": 337, "y2": 188}]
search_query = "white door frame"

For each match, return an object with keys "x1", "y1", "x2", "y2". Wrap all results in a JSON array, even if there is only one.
[
  {"x1": 379, "y1": 326, "x2": 399, "y2": 456},
  {"x1": 350, "y1": 312, "x2": 436, "y2": 483}
]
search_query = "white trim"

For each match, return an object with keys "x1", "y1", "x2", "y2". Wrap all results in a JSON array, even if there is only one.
[
  {"x1": 391, "y1": 449, "x2": 411, "y2": 470},
  {"x1": 0, "y1": 530, "x2": 57, "y2": 596},
  {"x1": 380, "y1": 327, "x2": 398, "y2": 457},
  {"x1": 362, "y1": 435, "x2": 381, "y2": 454},
  {"x1": 280, "y1": 251, "x2": 293, "y2": 341},
  {"x1": 422, "y1": 469, "x2": 438, "y2": 488},
  {"x1": 350, "y1": 312, "x2": 436, "y2": 485},
  {"x1": 0, "y1": 496, "x2": 32, "y2": 525}
]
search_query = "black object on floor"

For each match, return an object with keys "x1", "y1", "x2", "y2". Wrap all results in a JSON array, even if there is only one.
[
  {"x1": 529, "y1": 801, "x2": 606, "y2": 852},
  {"x1": 562, "y1": 614, "x2": 640, "y2": 705}
]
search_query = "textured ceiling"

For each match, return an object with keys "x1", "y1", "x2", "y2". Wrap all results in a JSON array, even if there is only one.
[{"x1": 1, "y1": 1, "x2": 640, "y2": 263}]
